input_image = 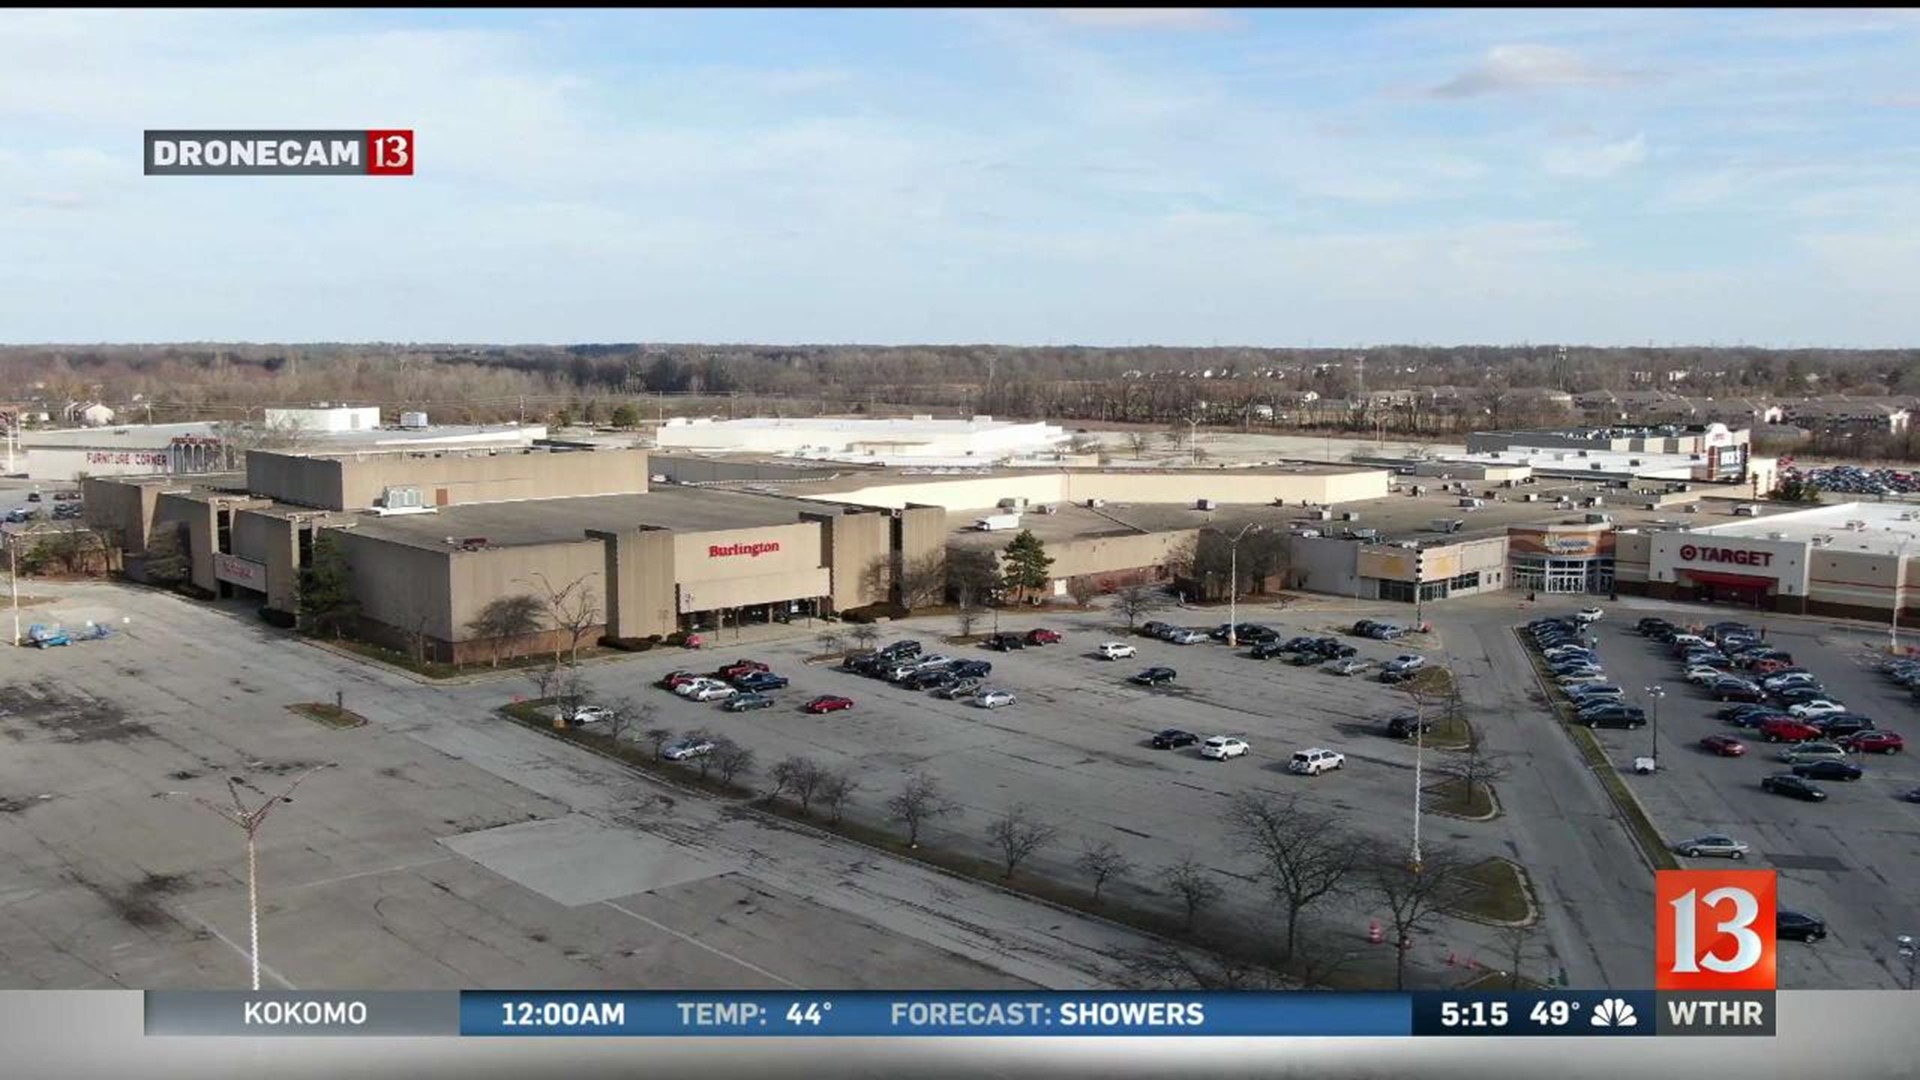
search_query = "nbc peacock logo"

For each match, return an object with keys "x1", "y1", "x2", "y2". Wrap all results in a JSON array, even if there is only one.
[{"x1": 1589, "y1": 997, "x2": 1639, "y2": 1028}]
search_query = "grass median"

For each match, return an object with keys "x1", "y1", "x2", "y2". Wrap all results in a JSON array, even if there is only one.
[
  {"x1": 287, "y1": 702, "x2": 367, "y2": 729},
  {"x1": 1444, "y1": 857, "x2": 1535, "y2": 925}
]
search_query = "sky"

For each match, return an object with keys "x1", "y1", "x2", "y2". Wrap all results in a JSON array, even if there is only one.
[{"x1": 1, "y1": 7, "x2": 1917, "y2": 348}]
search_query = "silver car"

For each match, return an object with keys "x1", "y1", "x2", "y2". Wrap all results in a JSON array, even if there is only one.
[
  {"x1": 1673, "y1": 834, "x2": 1749, "y2": 860},
  {"x1": 973, "y1": 689, "x2": 1017, "y2": 709}
]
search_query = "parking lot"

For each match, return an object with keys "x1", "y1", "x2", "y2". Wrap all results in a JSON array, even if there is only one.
[{"x1": 1531, "y1": 601, "x2": 1920, "y2": 989}]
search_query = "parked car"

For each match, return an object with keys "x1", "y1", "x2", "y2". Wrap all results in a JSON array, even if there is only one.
[
  {"x1": 1760, "y1": 718, "x2": 1824, "y2": 743},
  {"x1": 1097, "y1": 641, "x2": 1137, "y2": 660},
  {"x1": 1168, "y1": 629, "x2": 1209, "y2": 645},
  {"x1": 1323, "y1": 658, "x2": 1371, "y2": 677},
  {"x1": 1387, "y1": 713, "x2": 1435, "y2": 740},
  {"x1": 1367, "y1": 624, "x2": 1408, "y2": 641},
  {"x1": 1776, "y1": 910, "x2": 1828, "y2": 942},
  {"x1": 1840, "y1": 730, "x2": 1904, "y2": 754},
  {"x1": 715, "y1": 659, "x2": 770, "y2": 680},
  {"x1": 1353, "y1": 619, "x2": 1380, "y2": 636},
  {"x1": 565, "y1": 705, "x2": 613, "y2": 726},
  {"x1": 1788, "y1": 700, "x2": 1848, "y2": 720},
  {"x1": 1150, "y1": 728, "x2": 1200, "y2": 750},
  {"x1": 1139, "y1": 621, "x2": 1175, "y2": 639},
  {"x1": 949, "y1": 660, "x2": 993, "y2": 679},
  {"x1": 1578, "y1": 704, "x2": 1647, "y2": 729},
  {"x1": 1673, "y1": 834, "x2": 1749, "y2": 860},
  {"x1": 933, "y1": 678, "x2": 983, "y2": 700},
  {"x1": 1636, "y1": 616, "x2": 1674, "y2": 635},
  {"x1": 1727, "y1": 711, "x2": 1793, "y2": 730},
  {"x1": 1557, "y1": 672, "x2": 1611, "y2": 687},
  {"x1": 1810, "y1": 714, "x2": 1875, "y2": 738},
  {"x1": 1280, "y1": 636, "x2": 1319, "y2": 652},
  {"x1": 733, "y1": 671, "x2": 790, "y2": 692},
  {"x1": 1025, "y1": 628, "x2": 1062, "y2": 645},
  {"x1": 905, "y1": 668, "x2": 958, "y2": 691},
  {"x1": 691, "y1": 682, "x2": 736, "y2": 702},
  {"x1": 1777, "y1": 742, "x2": 1847, "y2": 765},
  {"x1": 1287, "y1": 748, "x2": 1346, "y2": 775},
  {"x1": 675, "y1": 677, "x2": 729, "y2": 698},
  {"x1": 1564, "y1": 684, "x2": 1626, "y2": 703},
  {"x1": 973, "y1": 689, "x2": 1016, "y2": 709},
  {"x1": 1574, "y1": 606, "x2": 1605, "y2": 623},
  {"x1": 658, "y1": 669, "x2": 701, "y2": 689},
  {"x1": 1285, "y1": 650, "x2": 1322, "y2": 666},
  {"x1": 1131, "y1": 667, "x2": 1177, "y2": 686},
  {"x1": 1700, "y1": 734, "x2": 1748, "y2": 756},
  {"x1": 724, "y1": 692, "x2": 777, "y2": 713},
  {"x1": 983, "y1": 633, "x2": 1027, "y2": 652},
  {"x1": 803, "y1": 695, "x2": 855, "y2": 714},
  {"x1": 1792, "y1": 759, "x2": 1864, "y2": 782},
  {"x1": 878, "y1": 640, "x2": 923, "y2": 660},
  {"x1": 1199, "y1": 736, "x2": 1250, "y2": 761},
  {"x1": 662, "y1": 737, "x2": 715, "y2": 761},
  {"x1": 1711, "y1": 679, "x2": 1766, "y2": 704},
  {"x1": 1760, "y1": 774, "x2": 1828, "y2": 801},
  {"x1": 1684, "y1": 667, "x2": 1726, "y2": 685},
  {"x1": 1250, "y1": 640, "x2": 1293, "y2": 660},
  {"x1": 1314, "y1": 641, "x2": 1359, "y2": 659}
]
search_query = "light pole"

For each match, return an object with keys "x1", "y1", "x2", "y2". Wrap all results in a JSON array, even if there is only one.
[
  {"x1": 1187, "y1": 417, "x2": 1201, "y2": 466},
  {"x1": 1645, "y1": 684, "x2": 1666, "y2": 770},
  {"x1": 1892, "y1": 537, "x2": 1912, "y2": 656},
  {"x1": 1224, "y1": 523, "x2": 1262, "y2": 648},
  {"x1": 6, "y1": 530, "x2": 19, "y2": 647},
  {"x1": 164, "y1": 764, "x2": 334, "y2": 989},
  {"x1": 1897, "y1": 934, "x2": 1917, "y2": 991},
  {"x1": 1411, "y1": 702, "x2": 1425, "y2": 872}
]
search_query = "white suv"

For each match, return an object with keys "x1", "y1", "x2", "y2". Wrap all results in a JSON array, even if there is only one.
[
  {"x1": 1200, "y1": 736, "x2": 1250, "y2": 760},
  {"x1": 1098, "y1": 641, "x2": 1137, "y2": 660},
  {"x1": 1288, "y1": 748, "x2": 1346, "y2": 775}
]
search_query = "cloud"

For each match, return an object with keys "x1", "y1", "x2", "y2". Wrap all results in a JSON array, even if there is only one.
[
  {"x1": 1542, "y1": 134, "x2": 1648, "y2": 178},
  {"x1": 1431, "y1": 44, "x2": 1640, "y2": 98},
  {"x1": 1052, "y1": 9, "x2": 1240, "y2": 31}
]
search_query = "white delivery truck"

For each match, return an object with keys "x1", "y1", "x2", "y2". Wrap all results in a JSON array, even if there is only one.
[{"x1": 973, "y1": 513, "x2": 1022, "y2": 532}]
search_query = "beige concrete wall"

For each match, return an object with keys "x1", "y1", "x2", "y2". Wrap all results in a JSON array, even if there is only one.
[
  {"x1": 231, "y1": 510, "x2": 302, "y2": 611},
  {"x1": 592, "y1": 527, "x2": 678, "y2": 639},
  {"x1": 1044, "y1": 529, "x2": 1199, "y2": 581},
  {"x1": 154, "y1": 494, "x2": 218, "y2": 592},
  {"x1": 1805, "y1": 548, "x2": 1920, "y2": 614},
  {"x1": 817, "y1": 511, "x2": 892, "y2": 610},
  {"x1": 247, "y1": 454, "x2": 345, "y2": 509},
  {"x1": 442, "y1": 541, "x2": 605, "y2": 645},
  {"x1": 1613, "y1": 531, "x2": 1653, "y2": 583},
  {"x1": 898, "y1": 505, "x2": 947, "y2": 580},
  {"x1": 673, "y1": 521, "x2": 823, "y2": 584},
  {"x1": 336, "y1": 530, "x2": 458, "y2": 643},
  {"x1": 248, "y1": 448, "x2": 649, "y2": 510},
  {"x1": 82, "y1": 477, "x2": 160, "y2": 552}
]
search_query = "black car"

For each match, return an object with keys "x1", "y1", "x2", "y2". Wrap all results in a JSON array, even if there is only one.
[
  {"x1": 1235, "y1": 624, "x2": 1279, "y2": 644},
  {"x1": 1648, "y1": 625, "x2": 1679, "y2": 643},
  {"x1": 1636, "y1": 617, "x2": 1674, "y2": 634},
  {"x1": 1131, "y1": 667, "x2": 1177, "y2": 686},
  {"x1": 733, "y1": 671, "x2": 790, "y2": 692},
  {"x1": 1761, "y1": 774, "x2": 1828, "y2": 801},
  {"x1": 1711, "y1": 680, "x2": 1765, "y2": 703},
  {"x1": 1140, "y1": 621, "x2": 1175, "y2": 639},
  {"x1": 1250, "y1": 640, "x2": 1292, "y2": 660},
  {"x1": 1777, "y1": 910, "x2": 1828, "y2": 942},
  {"x1": 1811, "y1": 714, "x2": 1876, "y2": 738},
  {"x1": 1313, "y1": 640, "x2": 1358, "y2": 659},
  {"x1": 1719, "y1": 702, "x2": 1776, "y2": 721},
  {"x1": 1579, "y1": 705, "x2": 1647, "y2": 729},
  {"x1": 1281, "y1": 636, "x2": 1318, "y2": 652},
  {"x1": 723, "y1": 693, "x2": 778, "y2": 713},
  {"x1": 983, "y1": 633, "x2": 1027, "y2": 652},
  {"x1": 1386, "y1": 713, "x2": 1435, "y2": 740},
  {"x1": 878, "y1": 640, "x2": 923, "y2": 660},
  {"x1": 905, "y1": 668, "x2": 958, "y2": 690},
  {"x1": 1773, "y1": 686, "x2": 1830, "y2": 705},
  {"x1": 949, "y1": 660, "x2": 992, "y2": 679},
  {"x1": 1284, "y1": 651, "x2": 1321, "y2": 666},
  {"x1": 1727, "y1": 711, "x2": 1792, "y2": 730},
  {"x1": 1353, "y1": 619, "x2": 1379, "y2": 636},
  {"x1": 1792, "y1": 759, "x2": 1864, "y2": 782},
  {"x1": 1150, "y1": 728, "x2": 1200, "y2": 749}
]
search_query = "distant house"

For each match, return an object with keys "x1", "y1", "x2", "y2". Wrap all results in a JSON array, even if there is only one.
[
  {"x1": 64, "y1": 401, "x2": 116, "y2": 427},
  {"x1": 1782, "y1": 397, "x2": 1911, "y2": 435}
]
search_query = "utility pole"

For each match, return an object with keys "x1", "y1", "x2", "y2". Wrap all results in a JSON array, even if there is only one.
[
  {"x1": 7, "y1": 531, "x2": 19, "y2": 647},
  {"x1": 169, "y1": 765, "x2": 334, "y2": 989},
  {"x1": 1187, "y1": 416, "x2": 1201, "y2": 466},
  {"x1": 1411, "y1": 698, "x2": 1425, "y2": 872},
  {"x1": 1646, "y1": 684, "x2": 1666, "y2": 770},
  {"x1": 1225, "y1": 523, "x2": 1261, "y2": 647}
]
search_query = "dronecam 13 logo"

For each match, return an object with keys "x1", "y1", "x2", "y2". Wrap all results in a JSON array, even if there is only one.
[
  {"x1": 144, "y1": 130, "x2": 414, "y2": 176},
  {"x1": 1656, "y1": 869, "x2": 1776, "y2": 991}
]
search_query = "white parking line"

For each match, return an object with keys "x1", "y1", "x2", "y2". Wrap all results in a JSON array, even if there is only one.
[{"x1": 600, "y1": 899, "x2": 802, "y2": 988}]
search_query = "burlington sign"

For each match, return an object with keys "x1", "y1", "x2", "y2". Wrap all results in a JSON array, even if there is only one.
[
  {"x1": 708, "y1": 541, "x2": 781, "y2": 559},
  {"x1": 1676, "y1": 543, "x2": 1774, "y2": 568}
]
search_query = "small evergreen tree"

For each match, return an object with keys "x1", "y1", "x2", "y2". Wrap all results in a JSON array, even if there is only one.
[
  {"x1": 298, "y1": 531, "x2": 359, "y2": 639},
  {"x1": 1000, "y1": 529, "x2": 1054, "y2": 601}
]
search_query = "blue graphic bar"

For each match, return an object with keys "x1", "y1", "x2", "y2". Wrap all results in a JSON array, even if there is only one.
[{"x1": 459, "y1": 991, "x2": 1413, "y2": 1037}]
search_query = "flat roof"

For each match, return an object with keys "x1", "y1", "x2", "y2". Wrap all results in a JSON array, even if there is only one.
[
  {"x1": 660, "y1": 416, "x2": 1049, "y2": 434},
  {"x1": 338, "y1": 486, "x2": 826, "y2": 551},
  {"x1": 1694, "y1": 501, "x2": 1920, "y2": 556}
]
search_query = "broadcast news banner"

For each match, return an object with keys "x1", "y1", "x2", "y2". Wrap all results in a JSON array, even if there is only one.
[{"x1": 143, "y1": 871, "x2": 1776, "y2": 1038}]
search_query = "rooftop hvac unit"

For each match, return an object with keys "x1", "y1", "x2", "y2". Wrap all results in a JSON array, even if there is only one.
[
  {"x1": 1342, "y1": 511, "x2": 1359, "y2": 521},
  {"x1": 1086, "y1": 498, "x2": 1105, "y2": 508},
  {"x1": 1310, "y1": 508, "x2": 1334, "y2": 521},
  {"x1": 1197, "y1": 498, "x2": 1217, "y2": 511},
  {"x1": 1770, "y1": 532, "x2": 1789, "y2": 541},
  {"x1": 1847, "y1": 520, "x2": 1868, "y2": 530},
  {"x1": 399, "y1": 411, "x2": 429, "y2": 429},
  {"x1": 1039, "y1": 504, "x2": 1058, "y2": 515}
]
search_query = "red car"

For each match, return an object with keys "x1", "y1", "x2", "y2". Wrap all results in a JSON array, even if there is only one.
[
  {"x1": 1026, "y1": 628, "x2": 1062, "y2": 645},
  {"x1": 1751, "y1": 659, "x2": 1793, "y2": 677},
  {"x1": 1840, "y1": 731, "x2": 1904, "y2": 754},
  {"x1": 1700, "y1": 734, "x2": 1748, "y2": 757},
  {"x1": 716, "y1": 659, "x2": 771, "y2": 680},
  {"x1": 1760, "y1": 718, "x2": 1823, "y2": 743},
  {"x1": 804, "y1": 695, "x2": 855, "y2": 714},
  {"x1": 659, "y1": 670, "x2": 701, "y2": 689}
]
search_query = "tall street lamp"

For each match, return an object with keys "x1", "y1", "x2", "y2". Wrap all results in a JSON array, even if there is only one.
[
  {"x1": 1224, "y1": 523, "x2": 1262, "y2": 648},
  {"x1": 1897, "y1": 934, "x2": 1917, "y2": 991},
  {"x1": 1645, "y1": 684, "x2": 1666, "y2": 770},
  {"x1": 163, "y1": 764, "x2": 335, "y2": 990}
]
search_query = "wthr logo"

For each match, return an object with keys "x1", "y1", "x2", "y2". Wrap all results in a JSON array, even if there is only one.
[{"x1": 1656, "y1": 869, "x2": 1776, "y2": 991}]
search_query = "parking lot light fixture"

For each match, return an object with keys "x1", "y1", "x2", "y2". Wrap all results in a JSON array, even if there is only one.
[
  {"x1": 1898, "y1": 934, "x2": 1917, "y2": 990},
  {"x1": 1224, "y1": 523, "x2": 1261, "y2": 647},
  {"x1": 1645, "y1": 685, "x2": 1666, "y2": 768}
]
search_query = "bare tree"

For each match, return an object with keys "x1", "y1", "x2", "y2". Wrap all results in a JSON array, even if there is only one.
[
  {"x1": 859, "y1": 553, "x2": 898, "y2": 607},
  {"x1": 985, "y1": 804, "x2": 1060, "y2": 880},
  {"x1": 814, "y1": 629, "x2": 844, "y2": 657},
  {"x1": 641, "y1": 726, "x2": 675, "y2": 761},
  {"x1": 1076, "y1": 839, "x2": 1132, "y2": 903},
  {"x1": 711, "y1": 739, "x2": 755, "y2": 786},
  {"x1": 526, "y1": 656, "x2": 564, "y2": 701},
  {"x1": 1162, "y1": 855, "x2": 1224, "y2": 932},
  {"x1": 682, "y1": 728, "x2": 716, "y2": 777},
  {"x1": 1114, "y1": 584, "x2": 1165, "y2": 630},
  {"x1": 848, "y1": 624, "x2": 881, "y2": 651},
  {"x1": 465, "y1": 593, "x2": 545, "y2": 667},
  {"x1": 1066, "y1": 577, "x2": 1098, "y2": 608},
  {"x1": 956, "y1": 604, "x2": 981, "y2": 637},
  {"x1": 1116, "y1": 941, "x2": 1274, "y2": 990},
  {"x1": 604, "y1": 695, "x2": 647, "y2": 744},
  {"x1": 768, "y1": 755, "x2": 825, "y2": 814},
  {"x1": 1124, "y1": 431, "x2": 1152, "y2": 458},
  {"x1": 819, "y1": 771, "x2": 858, "y2": 825},
  {"x1": 899, "y1": 550, "x2": 948, "y2": 609},
  {"x1": 1494, "y1": 920, "x2": 1546, "y2": 990},
  {"x1": 885, "y1": 771, "x2": 961, "y2": 848},
  {"x1": 554, "y1": 665, "x2": 590, "y2": 721},
  {"x1": 1451, "y1": 722, "x2": 1510, "y2": 807},
  {"x1": 946, "y1": 545, "x2": 1003, "y2": 610},
  {"x1": 530, "y1": 571, "x2": 602, "y2": 667},
  {"x1": 1365, "y1": 843, "x2": 1472, "y2": 990},
  {"x1": 1226, "y1": 791, "x2": 1361, "y2": 962}
]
